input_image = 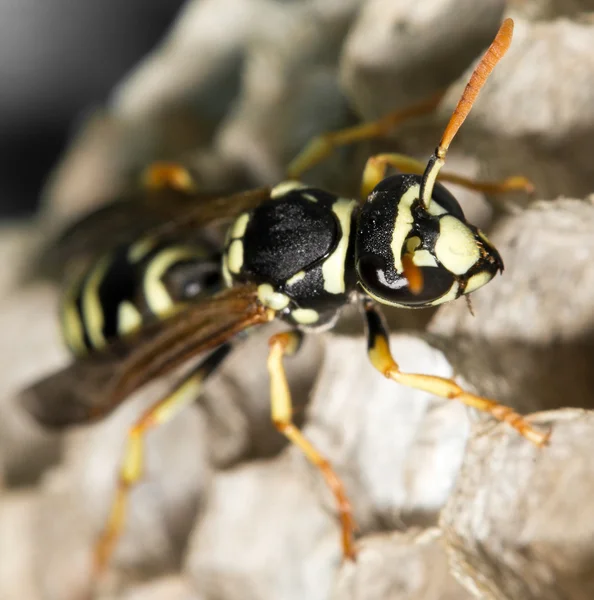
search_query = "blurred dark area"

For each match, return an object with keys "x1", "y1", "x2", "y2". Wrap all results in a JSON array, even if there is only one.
[{"x1": 0, "y1": 0, "x2": 186, "y2": 219}]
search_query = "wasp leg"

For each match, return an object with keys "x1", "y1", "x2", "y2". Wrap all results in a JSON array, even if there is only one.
[
  {"x1": 268, "y1": 331, "x2": 357, "y2": 560},
  {"x1": 93, "y1": 343, "x2": 231, "y2": 577},
  {"x1": 140, "y1": 161, "x2": 198, "y2": 192},
  {"x1": 361, "y1": 298, "x2": 550, "y2": 447},
  {"x1": 360, "y1": 153, "x2": 534, "y2": 199},
  {"x1": 286, "y1": 92, "x2": 445, "y2": 180}
]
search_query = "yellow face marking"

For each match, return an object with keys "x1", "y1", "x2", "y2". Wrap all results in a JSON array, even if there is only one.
[
  {"x1": 230, "y1": 213, "x2": 250, "y2": 240},
  {"x1": 303, "y1": 193, "x2": 318, "y2": 203},
  {"x1": 117, "y1": 301, "x2": 143, "y2": 336},
  {"x1": 128, "y1": 236, "x2": 158, "y2": 263},
  {"x1": 429, "y1": 281, "x2": 460, "y2": 306},
  {"x1": 286, "y1": 270, "x2": 306, "y2": 287},
  {"x1": 406, "y1": 236, "x2": 421, "y2": 253},
  {"x1": 390, "y1": 184, "x2": 420, "y2": 273},
  {"x1": 271, "y1": 180, "x2": 307, "y2": 199},
  {"x1": 144, "y1": 247, "x2": 200, "y2": 315},
  {"x1": 322, "y1": 198, "x2": 357, "y2": 294},
  {"x1": 428, "y1": 201, "x2": 448, "y2": 216},
  {"x1": 291, "y1": 308, "x2": 319, "y2": 325},
  {"x1": 412, "y1": 249, "x2": 438, "y2": 268},
  {"x1": 464, "y1": 270, "x2": 494, "y2": 294},
  {"x1": 82, "y1": 255, "x2": 112, "y2": 350},
  {"x1": 257, "y1": 284, "x2": 290, "y2": 310},
  {"x1": 227, "y1": 239, "x2": 244, "y2": 274},
  {"x1": 434, "y1": 216, "x2": 480, "y2": 275}
]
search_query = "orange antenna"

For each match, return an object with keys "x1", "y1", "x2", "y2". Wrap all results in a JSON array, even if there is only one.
[{"x1": 420, "y1": 18, "x2": 514, "y2": 208}]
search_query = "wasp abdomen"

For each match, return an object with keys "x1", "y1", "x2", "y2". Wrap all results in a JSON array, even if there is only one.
[{"x1": 61, "y1": 236, "x2": 220, "y2": 356}]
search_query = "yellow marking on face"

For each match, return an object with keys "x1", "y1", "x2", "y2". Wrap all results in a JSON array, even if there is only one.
[
  {"x1": 390, "y1": 184, "x2": 420, "y2": 273},
  {"x1": 412, "y1": 249, "x2": 438, "y2": 268},
  {"x1": 428, "y1": 201, "x2": 448, "y2": 216},
  {"x1": 144, "y1": 247, "x2": 200, "y2": 315},
  {"x1": 230, "y1": 213, "x2": 250, "y2": 239},
  {"x1": 464, "y1": 270, "x2": 494, "y2": 294},
  {"x1": 429, "y1": 281, "x2": 460, "y2": 306},
  {"x1": 227, "y1": 239, "x2": 244, "y2": 274},
  {"x1": 257, "y1": 284, "x2": 290, "y2": 310},
  {"x1": 291, "y1": 308, "x2": 319, "y2": 325},
  {"x1": 406, "y1": 236, "x2": 421, "y2": 252},
  {"x1": 286, "y1": 270, "x2": 306, "y2": 287},
  {"x1": 82, "y1": 255, "x2": 112, "y2": 349},
  {"x1": 434, "y1": 216, "x2": 480, "y2": 275},
  {"x1": 128, "y1": 236, "x2": 157, "y2": 263},
  {"x1": 271, "y1": 180, "x2": 307, "y2": 199},
  {"x1": 117, "y1": 301, "x2": 143, "y2": 336},
  {"x1": 322, "y1": 198, "x2": 357, "y2": 294},
  {"x1": 303, "y1": 193, "x2": 318, "y2": 203}
]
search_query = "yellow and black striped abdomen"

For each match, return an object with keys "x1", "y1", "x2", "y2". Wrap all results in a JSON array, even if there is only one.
[{"x1": 61, "y1": 236, "x2": 221, "y2": 356}]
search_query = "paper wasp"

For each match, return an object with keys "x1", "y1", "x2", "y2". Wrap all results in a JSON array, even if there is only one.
[{"x1": 22, "y1": 18, "x2": 548, "y2": 579}]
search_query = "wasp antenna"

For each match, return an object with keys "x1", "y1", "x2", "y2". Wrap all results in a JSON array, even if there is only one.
[
  {"x1": 420, "y1": 18, "x2": 514, "y2": 207},
  {"x1": 439, "y1": 18, "x2": 513, "y2": 154}
]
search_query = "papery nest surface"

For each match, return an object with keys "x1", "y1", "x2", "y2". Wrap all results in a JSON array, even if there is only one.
[{"x1": 2, "y1": 1, "x2": 594, "y2": 599}]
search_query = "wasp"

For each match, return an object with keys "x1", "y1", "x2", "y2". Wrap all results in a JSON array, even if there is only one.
[{"x1": 22, "y1": 18, "x2": 548, "y2": 580}]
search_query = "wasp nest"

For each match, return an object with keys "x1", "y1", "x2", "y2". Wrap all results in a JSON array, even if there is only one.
[{"x1": 2, "y1": 1, "x2": 594, "y2": 600}]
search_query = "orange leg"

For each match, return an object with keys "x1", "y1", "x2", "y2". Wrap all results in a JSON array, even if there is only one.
[
  {"x1": 361, "y1": 298, "x2": 550, "y2": 447},
  {"x1": 286, "y1": 92, "x2": 445, "y2": 180},
  {"x1": 268, "y1": 331, "x2": 357, "y2": 559},
  {"x1": 93, "y1": 344, "x2": 230, "y2": 576},
  {"x1": 360, "y1": 153, "x2": 534, "y2": 200},
  {"x1": 140, "y1": 161, "x2": 198, "y2": 192}
]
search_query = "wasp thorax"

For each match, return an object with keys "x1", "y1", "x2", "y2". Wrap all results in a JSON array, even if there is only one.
[{"x1": 355, "y1": 174, "x2": 503, "y2": 308}]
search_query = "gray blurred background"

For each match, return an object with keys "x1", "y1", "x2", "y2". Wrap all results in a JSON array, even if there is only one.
[{"x1": 0, "y1": 0, "x2": 185, "y2": 217}]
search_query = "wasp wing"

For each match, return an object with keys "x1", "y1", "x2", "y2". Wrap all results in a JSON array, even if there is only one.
[
  {"x1": 141, "y1": 186, "x2": 273, "y2": 239},
  {"x1": 38, "y1": 186, "x2": 272, "y2": 282},
  {"x1": 21, "y1": 284, "x2": 272, "y2": 429},
  {"x1": 37, "y1": 188, "x2": 214, "y2": 280}
]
